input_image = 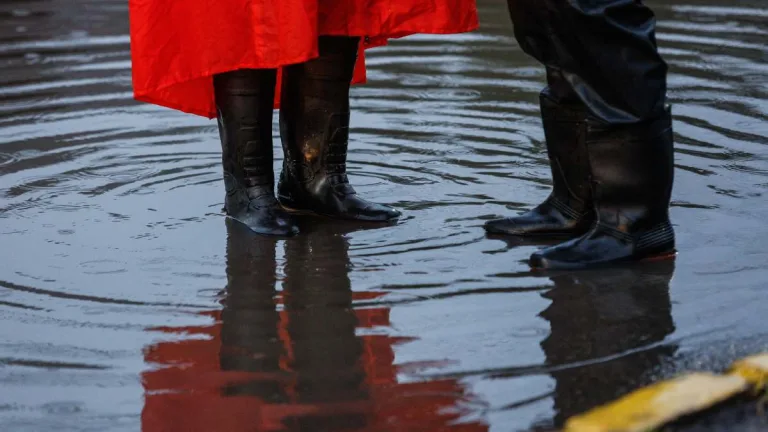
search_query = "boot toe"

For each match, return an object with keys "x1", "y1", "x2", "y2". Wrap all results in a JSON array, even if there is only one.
[
  {"x1": 382, "y1": 206, "x2": 402, "y2": 221},
  {"x1": 349, "y1": 199, "x2": 400, "y2": 222},
  {"x1": 528, "y1": 238, "x2": 587, "y2": 270},
  {"x1": 528, "y1": 233, "x2": 640, "y2": 270},
  {"x1": 529, "y1": 249, "x2": 572, "y2": 270},
  {"x1": 528, "y1": 251, "x2": 548, "y2": 269},
  {"x1": 230, "y1": 202, "x2": 300, "y2": 237},
  {"x1": 236, "y1": 217, "x2": 299, "y2": 237},
  {"x1": 484, "y1": 218, "x2": 517, "y2": 235},
  {"x1": 529, "y1": 247, "x2": 570, "y2": 270},
  {"x1": 367, "y1": 204, "x2": 401, "y2": 222}
]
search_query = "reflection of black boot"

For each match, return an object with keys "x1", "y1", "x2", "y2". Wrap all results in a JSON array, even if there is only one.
[
  {"x1": 214, "y1": 69, "x2": 299, "y2": 237},
  {"x1": 485, "y1": 90, "x2": 593, "y2": 237},
  {"x1": 530, "y1": 108, "x2": 676, "y2": 270},
  {"x1": 278, "y1": 36, "x2": 401, "y2": 222},
  {"x1": 539, "y1": 260, "x2": 676, "y2": 428},
  {"x1": 282, "y1": 222, "x2": 368, "y2": 431},
  {"x1": 219, "y1": 220, "x2": 285, "y2": 401}
]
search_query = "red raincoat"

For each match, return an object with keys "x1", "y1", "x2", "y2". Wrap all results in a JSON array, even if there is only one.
[{"x1": 129, "y1": 0, "x2": 479, "y2": 118}]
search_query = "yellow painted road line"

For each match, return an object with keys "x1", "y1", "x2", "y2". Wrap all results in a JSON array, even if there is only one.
[
  {"x1": 564, "y1": 373, "x2": 748, "y2": 432},
  {"x1": 563, "y1": 352, "x2": 768, "y2": 432},
  {"x1": 730, "y1": 353, "x2": 768, "y2": 390}
]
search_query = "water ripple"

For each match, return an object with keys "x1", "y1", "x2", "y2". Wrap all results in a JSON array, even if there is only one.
[{"x1": 0, "y1": 0, "x2": 767, "y2": 430}]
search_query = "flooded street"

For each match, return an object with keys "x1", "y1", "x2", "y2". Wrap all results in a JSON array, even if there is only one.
[{"x1": 1, "y1": 0, "x2": 767, "y2": 430}]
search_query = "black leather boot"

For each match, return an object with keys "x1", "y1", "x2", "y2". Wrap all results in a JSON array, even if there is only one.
[
  {"x1": 484, "y1": 91, "x2": 593, "y2": 236},
  {"x1": 277, "y1": 36, "x2": 401, "y2": 222},
  {"x1": 530, "y1": 108, "x2": 676, "y2": 270},
  {"x1": 214, "y1": 69, "x2": 299, "y2": 237}
]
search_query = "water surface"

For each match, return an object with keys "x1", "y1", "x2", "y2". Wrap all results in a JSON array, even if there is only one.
[{"x1": 1, "y1": 1, "x2": 767, "y2": 430}]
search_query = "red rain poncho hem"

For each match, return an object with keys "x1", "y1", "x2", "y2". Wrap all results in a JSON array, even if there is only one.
[{"x1": 129, "y1": 0, "x2": 479, "y2": 119}]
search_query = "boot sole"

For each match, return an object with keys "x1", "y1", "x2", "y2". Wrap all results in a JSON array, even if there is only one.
[
  {"x1": 483, "y1": 221, "x2": 593, "y2": 238},
  {"x1": 278, "y1": 194, "x2": 400, "y2": 223},
  {"x1": 279, "y1": 203, "x2": 400, "y2": 224},
  {"x1": 485, "y1": 232, "x2": 575, "y2": 249},
  {"x1": 225, "y1": 215, "x2": 300, "y2": 238},
  {"x1": 530, "y1": 249, "x2": 677, "y2": 271},
  {"x1": 639, "y1": 250, "x2": 678, "y2": 263},
  {"x1": 484, "y1": 228, "x2": 582, "y2": 238}
]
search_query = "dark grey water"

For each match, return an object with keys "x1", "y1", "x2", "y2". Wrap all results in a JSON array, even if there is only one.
[{"x1": 1, "y1": 1, "x2": 767, "y2": 431}]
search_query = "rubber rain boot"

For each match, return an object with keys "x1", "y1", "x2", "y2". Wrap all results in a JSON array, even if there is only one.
[
  {"x1": 529, "y1": 108, "x2": 676, "y2": 270},
  {"x1": 278, "y1": 36, "x2": 401, "y2": 222},
  {"x1": 214, "y1": 69, "x2": 299, "y2": 237},
  {"x1": 485, "y1": 90, "x2": 593, "y2": 237}
]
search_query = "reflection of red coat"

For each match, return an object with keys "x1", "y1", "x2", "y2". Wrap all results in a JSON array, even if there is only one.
[
  {"x1": 142, "y1": 306, "x2": 489, "y2": 432},
  {"x1": 129, "y1": 0, "x2": 479, "y2": 118}
]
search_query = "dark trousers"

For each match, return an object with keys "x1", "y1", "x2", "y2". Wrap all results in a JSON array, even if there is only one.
[{"x1": 507, "y1": 0, "x2": 668, "y2": 125}]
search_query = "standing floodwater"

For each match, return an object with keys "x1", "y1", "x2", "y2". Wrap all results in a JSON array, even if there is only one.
[{"x1": 1, "y1": 1, "x2": 767, "y2": 431}]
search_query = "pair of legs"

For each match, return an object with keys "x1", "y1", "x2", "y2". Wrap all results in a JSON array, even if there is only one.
[
  {"x1": 486, "y1": 0, "x2": 676, "y2": 270},
  {"x1": 215, "y1": 36, "x2": 400, "y2": 237}
]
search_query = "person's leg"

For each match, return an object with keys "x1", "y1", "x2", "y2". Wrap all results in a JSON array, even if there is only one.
[
  {"x1": 484, "y1": 67, "x2": 594, "y2": 237},
  {"x1": 214, "y1": 69, "x2": 299, "y2": 236},
  {"x1": 503, "y1": 0, "x2": 675, "y2": 269},
  {"x1": 278, "y1": 36, "x2": 401, "y2": 222}
]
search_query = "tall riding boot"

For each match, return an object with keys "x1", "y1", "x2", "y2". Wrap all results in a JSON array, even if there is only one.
[
  {"x1": 484, "y1": 88, "x2": 593, "y2": 236},
  {"x1": 214, "y1": 69, "x2": 299, "y2": 237},
  {"x1": 529, "y1": 108, "x2": 676, "y2": 270},
  {"x1": 278, "y1": 36, "x2": 402, "y2": 222}
]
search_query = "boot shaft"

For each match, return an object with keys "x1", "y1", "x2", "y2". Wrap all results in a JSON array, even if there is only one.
[
  {"x1": 275, "y1": 37, "x2": 401, "y2": 222},
  {"x1": 279, "y1": 37, "x2": 359, "y2": 189},
  {"x1": 214, "y1": 69, "x2": 277, "y2": 196},
  {"x1": 481, "y1": 89, "x2": 594, "y2": 237},
  {"x1": 540, "y1": 92, "x2": 592, "y2": 214},
  {"x1": 586, "y1": 107, "x2": 674, "y2": 228}
]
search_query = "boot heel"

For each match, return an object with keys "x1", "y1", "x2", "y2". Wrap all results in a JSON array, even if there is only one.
[{"x1": 636, "y1": 220, "x2": 676, "y2": 258}]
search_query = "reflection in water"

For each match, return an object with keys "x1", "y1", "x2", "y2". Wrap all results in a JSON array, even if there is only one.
[
  {"x1": 141, "y1": 220, "x2": 489, "y2": 431},
  {"x1": 537, "y1": 262, "x2": 677, "y2": 429},
  {"x1": 1, "y1": 0, "x2": 768, "y2": 430}
]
